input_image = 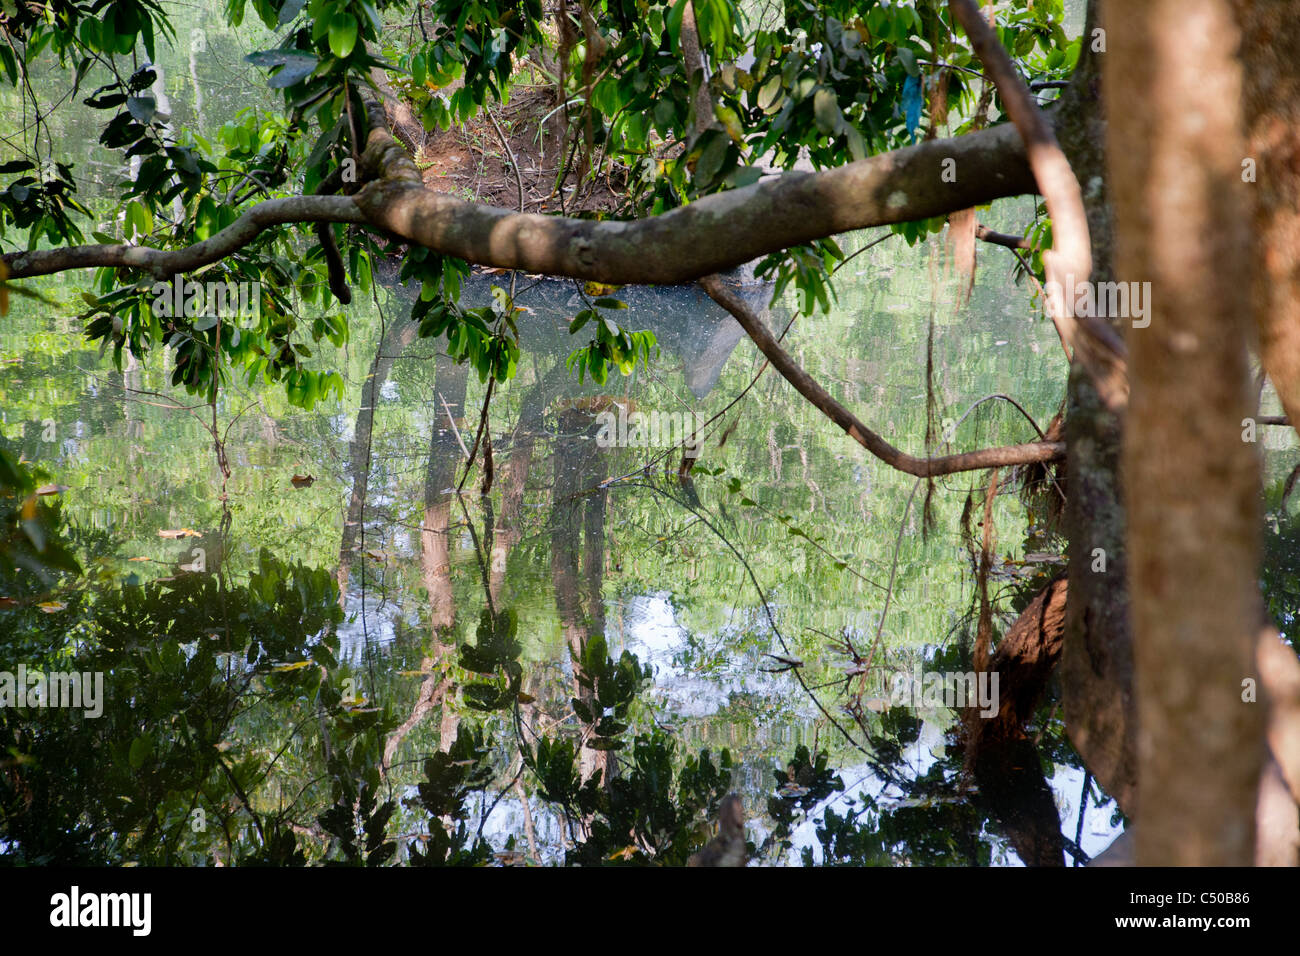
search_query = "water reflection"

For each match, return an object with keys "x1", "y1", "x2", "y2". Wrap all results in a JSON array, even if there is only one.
[{"x1": 16, "y1": 217, "x2": 1278, "y2": 865}]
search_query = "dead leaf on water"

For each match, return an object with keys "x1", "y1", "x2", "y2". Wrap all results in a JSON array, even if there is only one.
[
  {"x1": 37, "y1": 601, "x2": 66, "y2": 613},
  {"x1": 291, "y1": 474, "x2": 315, "y2": 488},
  {"x1": 158, "y1": 529, "x2": 201, "y2": 539},
  {"x1": 35, "y1": 484, "x2": 69, "y2": 496}
]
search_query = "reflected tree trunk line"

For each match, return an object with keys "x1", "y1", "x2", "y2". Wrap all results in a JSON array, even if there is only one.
[
  {"x1": 551, "y1": 405, "x2": 615, "y2": 789},
  {"x1": 494, "y1": 363, "x2": 573, "y2": 600},
  {"x1": 383, "y1": 342, "x2": 467, "y2": 767},
  {"x1": 119, "y1": 353, "x2": 144, "y2": 530},
  {"x1": 336, "y1": 319, "x2": 419, "y2": 605},
  {"x1": 963, "y1": 576, "x2": 1070, "y2": 866},
  {"x1": 423, "y1": 348, "x2": 468, "y2": 751},
  {"x1": 1234, "y1": 0, "x2": 1300, "y2": 867}
]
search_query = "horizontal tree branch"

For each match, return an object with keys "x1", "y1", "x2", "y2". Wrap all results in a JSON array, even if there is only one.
[
  {"x1": 2, "y1": 196, "x2": 365, "y2": 280},
  {"x1": 4, "y1": 99, "x2": 1037, "y2": 289},
  {"x1": 975, "y1": 222, "x2": 1032, "y2": 249},
  {"x1": 699, "y1": 274, "x2": 1065, "y2": 477},
  {"x1": 350, "y1": 121, "x2": 1035, "y2": 285}
]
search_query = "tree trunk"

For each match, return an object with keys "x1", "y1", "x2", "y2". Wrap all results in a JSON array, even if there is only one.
[
  {"x1": 1106, "y1": 0, "x2": 1265, "y2": 865},
  {"x1": 1054, "y1": 0, "x2": 1138, "y2": 816}
]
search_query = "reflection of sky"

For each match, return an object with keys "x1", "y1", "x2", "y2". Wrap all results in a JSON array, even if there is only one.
[
  {"x1": 763, "y1": 741, "x2": 1125, "y2": 867},
  {"x1": 616, "y1": 590, "x2": 804, "y2": 718},
  {"x1": 613, "y1": 595, "x2": 1130, "y2": 866},
  {"x1": 1050, "y1": 764, "x2": 1126, "y2": 863}
]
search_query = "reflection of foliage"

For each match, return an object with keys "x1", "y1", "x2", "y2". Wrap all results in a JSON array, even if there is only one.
[
  {"x1": 407, "y1": 726, "x2": 497, "y2": 866},
  {"x1": 0, "y1": 447, "x2": 81, "y2": 585},
  {"x1": 1, "y1": 540, "x2": 348, "y2": 864},
  {"x1": 540, "y1": 732, "x2": 736, "y2": 866},
  {"x1": 460, "y1": 607, "x2": 524, "y2": 711},
  {"x1": 570, "y1": 632, "x2": 651, "y2": 751},
  {"x1": 763, "y1": 744, "x2": 844, "y2": 854}
]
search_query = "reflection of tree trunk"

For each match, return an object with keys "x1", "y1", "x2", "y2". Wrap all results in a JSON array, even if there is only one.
[
  {"x1": 964, "y1": 577, "x2": 1068, "y2": 866},
  {"x1": 337, "y1": 321, "x2": 418, "y2": 604},
  {"x1": 121, "y1": 354, "x2": 144, "y2": 529},
  {"x1": 383, "y1": 344, "x2": 468, "y2": 766},
  {"x1": 972, "y1": 738, "x2": 1065, "y2": 866},
  {"x1": 1234, "y1": 0, "x2": 1300, "y2": 865},
  {"x1": 494, "y1": 364, "x2": 570, "y2": 600},
  {"x1": 1107, "y1": 0, "x2": 1264, "y2": 865},
  {"x1": 551, "y1": 406, "x2": 613, "y2": 787},
  {"x1": 426, "y1": 350, "x2": 468, "y2": 750}
]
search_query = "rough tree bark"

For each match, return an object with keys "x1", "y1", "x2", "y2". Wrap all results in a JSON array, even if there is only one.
[{"x1": 1107, "y1": 0, "x2": 1265, "y2": 865}]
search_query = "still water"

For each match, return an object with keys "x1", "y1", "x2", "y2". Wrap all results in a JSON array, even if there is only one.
[
  {"x1": 3, "y1": 7, "x2": 1298, "y2": 865},
  {"x1": 0, "y1": 215, "x2": 1160, "y2": 865}
]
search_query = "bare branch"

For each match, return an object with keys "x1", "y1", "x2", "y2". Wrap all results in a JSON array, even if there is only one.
[
  {"x1": 350, "y1": 121, "x2": 1035, "y2": 285},
  {"x1": 950, "y1": 0, "x2": 1128, "y2": 411},
  {"x1": 699, "y1": 274, "x2": 1065, "y2": 477},
  {"x1": 974, "y1": 222, "x2": 1031, "y2": 249},
  {"x1": 3, "y1": 195, "x2": 364, "y2": 280}
]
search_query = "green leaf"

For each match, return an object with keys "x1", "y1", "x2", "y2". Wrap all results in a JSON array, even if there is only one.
[
  {"x1": 246, "y1": 50, "x2": 319, "y2": 88},
  {"x1": 694, "y1": 130, "x2": 730, "y2": 188},
  {"x1": 129, "y1": 735, "x2": 153, "y2": 769},
  {"x1": 667, "y1": 0, "x2": 688, "y2": 50},
  {"x1": 278, "y1": 0, "x2": 308, "y2": 25},
  {"x1": 126, "y1": 95, "x2": 156, "y2": 124},
  {"x1": 813, "y1": 88, "x2": 841, "y2": 135},
  {"x1": 329, "y1": 13, "x2": 359, "y2": 59},
  {"x1": 569, "y1": 310, "x2": 593, "y2": 334},
  {"x1": 758, "y1": 74, "x2": 784, "y2": 114}
]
